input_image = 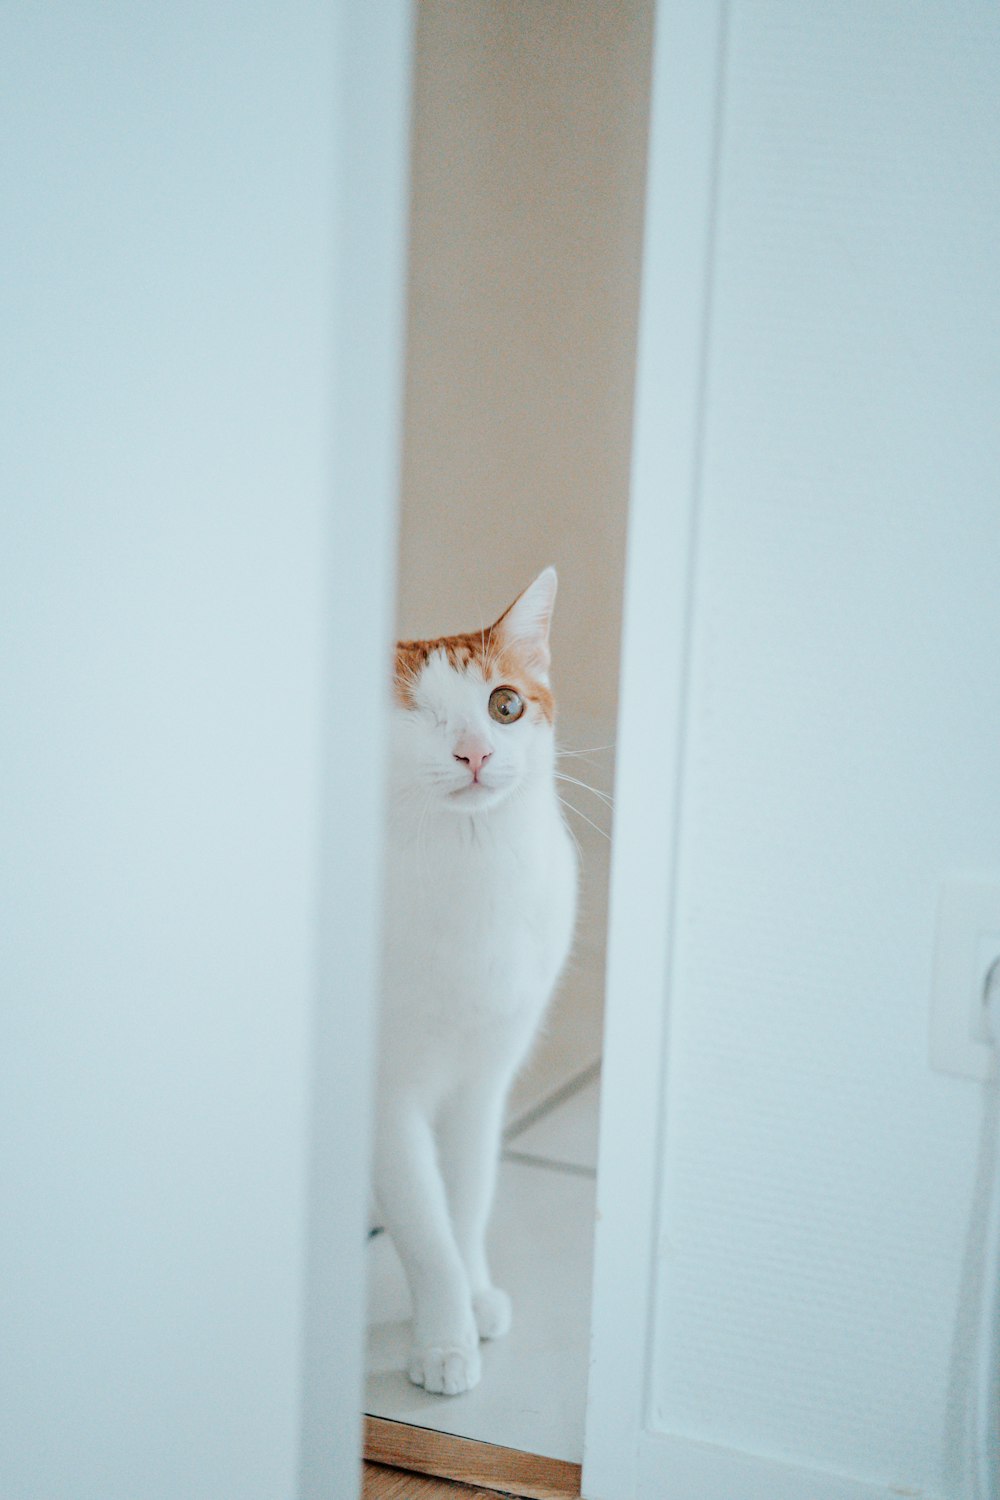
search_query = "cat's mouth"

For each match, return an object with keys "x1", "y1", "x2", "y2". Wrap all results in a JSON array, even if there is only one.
[
  {"x1": 450, "y1": 780, "x2": 495, "y2": 799},
  {"x1": 447, "y1": 776, "x2": 512, "y2": 807}
]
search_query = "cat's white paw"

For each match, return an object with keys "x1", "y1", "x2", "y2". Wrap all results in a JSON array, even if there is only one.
[
  {"x1": 408, "y1": 1340, "x2": 482, "y2": 1396},
  {"x1": 472, "y1": 1286, "x2": 512, "y2": 1340}
]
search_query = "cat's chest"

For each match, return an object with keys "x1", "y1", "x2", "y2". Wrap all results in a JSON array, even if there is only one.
[{"x1": 384, "y1": 812, "x2": 574, "y2": 1021}]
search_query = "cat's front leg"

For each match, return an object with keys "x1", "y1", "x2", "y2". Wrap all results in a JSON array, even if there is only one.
[
  {"x1": 373, "y1": 1099, "x2": 481, "y2": 1395},
  {"x1": 437, "y1": 1078, "x2": 512, "y2": 1342}
]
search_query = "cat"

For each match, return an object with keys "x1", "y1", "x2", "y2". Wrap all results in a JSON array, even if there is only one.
[{"x1": 373, "y1": 567, "x2": 577, "y2": 1396}]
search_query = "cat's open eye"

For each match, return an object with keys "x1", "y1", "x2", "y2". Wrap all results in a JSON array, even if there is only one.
[{"x1": 488, "y1": 686, "x2": 525, "y2": 724}]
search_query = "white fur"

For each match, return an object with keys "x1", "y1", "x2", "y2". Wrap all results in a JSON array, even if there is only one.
[{"x1": 374, "y1": 574, "x2": 577, "y2": 1395}]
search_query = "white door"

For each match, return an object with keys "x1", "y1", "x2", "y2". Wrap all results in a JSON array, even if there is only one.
[
  {"x1": 0, "y1": 5, "x2": 412, "y2": 1499},
  {"x1": 585, "y1": 2, "x2": 1000, "y2": 1498}
]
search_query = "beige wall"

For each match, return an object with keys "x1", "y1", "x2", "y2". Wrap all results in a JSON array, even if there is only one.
[{"x1": 396, "y1": 0, "x2": 653, "y2": 739}]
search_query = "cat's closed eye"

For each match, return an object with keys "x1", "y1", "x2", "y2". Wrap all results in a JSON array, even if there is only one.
[{"x1": 488, "y1": 686, "x2": 524, "y2": 724}]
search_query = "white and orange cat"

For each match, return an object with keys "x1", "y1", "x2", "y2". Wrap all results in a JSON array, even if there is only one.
[{"x1": 374, "y1": 568, "x2": 577, "y2": 1395}]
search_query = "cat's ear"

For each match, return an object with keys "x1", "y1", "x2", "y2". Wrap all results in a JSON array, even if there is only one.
[{"x1": 495, "y1": 567, "x2": 557, "y2": 678}]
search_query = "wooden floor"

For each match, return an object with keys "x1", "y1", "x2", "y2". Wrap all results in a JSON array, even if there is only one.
[{"x1": 363, "y1": 1461, "x2": 521, "y2": 1498}]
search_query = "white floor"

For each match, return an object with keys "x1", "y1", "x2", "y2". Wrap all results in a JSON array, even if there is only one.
[{"x1": 365, "y1": 790, "x2": 610, "y2": 1464}]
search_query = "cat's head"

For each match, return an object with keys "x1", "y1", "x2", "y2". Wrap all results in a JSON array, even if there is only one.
[{"x1": 391, "y1": 568, "x2": 558, "y2": 814}]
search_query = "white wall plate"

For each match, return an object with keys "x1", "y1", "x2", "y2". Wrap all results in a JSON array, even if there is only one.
[{"x1": 929, "y1": 875, "x2": 1000, "y2": 1081}]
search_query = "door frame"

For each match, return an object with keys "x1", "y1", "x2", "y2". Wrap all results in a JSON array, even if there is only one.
[
  {"x1": 335, "y1": 2, "x2": 729, "y2": 1495},
  {"x1": 297, "y1": 5, "x2": 414, "y2": 1498},
  {"x1": 582, "y1": 3, "x2": 727, "y2": 1496}
]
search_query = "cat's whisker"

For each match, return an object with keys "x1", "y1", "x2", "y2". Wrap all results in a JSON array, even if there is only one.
[
  {"x1": 416, "y1": 789, "x2": 434, "y2": 878},
  {"x1": 557, "y1": 794, "x2": 612, "y2": 842},
  {"x1": 561, "y1": 812, "x2": 583, "y2": 863},
  {"x1": 557, "y1": 744, "x2": 614, "y2": 759},
  {"x1": 554, "y1": 771, "x2": 614, "y2": 808}
]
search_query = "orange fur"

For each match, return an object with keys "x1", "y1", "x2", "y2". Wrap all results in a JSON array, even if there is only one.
[{"x1": 395, "y1": 622, "x2": 555, "y2": 723}]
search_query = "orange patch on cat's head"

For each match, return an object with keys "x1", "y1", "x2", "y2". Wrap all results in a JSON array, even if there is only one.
[
  {"x1": 393, "y1": 629, "x2": 555, "y2": 723},
  {"x1": 394, "y1": 569, "x2": 558, "y2": 723}
]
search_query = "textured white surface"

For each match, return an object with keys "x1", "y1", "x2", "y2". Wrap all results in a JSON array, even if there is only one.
[{"x1": 647, "y1": 4, "x2": 1000, "y2": 1496}]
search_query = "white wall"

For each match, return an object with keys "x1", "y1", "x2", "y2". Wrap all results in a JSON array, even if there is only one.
[
  {"x1": 397, "y1": 0, "x2": 653, "y2": 738},
  {"x1": 0, "y1": 6, "x2": 411, "y2": 1498},
  {"x1": 647, "y1": 3, "x2": 1000, "y2": 1496}
]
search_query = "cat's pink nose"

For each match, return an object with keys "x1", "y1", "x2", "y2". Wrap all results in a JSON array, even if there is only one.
[{"x1": 453, "y1": 736, "x2": 493, "y2": 781}]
